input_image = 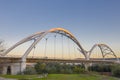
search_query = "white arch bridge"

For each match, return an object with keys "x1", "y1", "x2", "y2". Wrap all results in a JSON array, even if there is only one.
[{"x1": 0, "y1": 28, "x2": 119, "y2": 74}]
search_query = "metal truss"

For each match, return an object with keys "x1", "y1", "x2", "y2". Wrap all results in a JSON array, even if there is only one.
[{"x1": 89, "y1": 44, "x2": 119, "y2": 62}]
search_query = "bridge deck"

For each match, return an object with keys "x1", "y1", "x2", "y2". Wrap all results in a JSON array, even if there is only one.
[{"x1": 0, "y1": 57, "x2": 117, "y2": 64}]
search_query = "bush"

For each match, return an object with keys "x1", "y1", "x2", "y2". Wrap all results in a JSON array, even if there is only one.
[
  {"x1": 112, "y1": 64, "x2": 120, "y2": 78},
  {"x1": 73, "y1": 66, "x2": 85, "y2": 73},
  {"x1": 23, "y1": 67, "x2": 37, "y2": 75},
  {"x1": 89, "y1": 64, "x2": 112, "y2": 72},
  {"x1": 34, "y1": 62, "x2": 85, "y2": 74},
  {"x1": 35, "y1": 62, "x2": 47, "y2": 74},
  {"x1": 18, "y1": 79, "x2": 30, "y2": 80}
]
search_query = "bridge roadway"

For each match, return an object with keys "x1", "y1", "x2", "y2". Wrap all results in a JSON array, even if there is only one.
[{"x1": 0, "y1": 56, "x2": 117, "y2": 64}]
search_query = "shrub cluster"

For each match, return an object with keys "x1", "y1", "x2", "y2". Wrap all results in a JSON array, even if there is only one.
[
  {"x1": 23, "y1": 67, "x2": 37, "y2": 75},
  {"x1": 22, "y1": 62, "x2": 120, "y2": 78},
  {"x1": 88, "y1": 64, "x2": 112, "y2": 72},
  {"x1": 34, "y1": 62, "x2": 85, "y2": 74},
  {"x1": 88, "y1": 64, "x2": 120, "y2": 78},
  {"x1": 112, "y1": 64, "x2": 120, "y2": 78}
]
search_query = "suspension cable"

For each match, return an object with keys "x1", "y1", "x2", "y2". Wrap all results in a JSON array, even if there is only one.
[
  {"x1": 44, "y1": 38, "x2": 48, "y2": 58},
  {"x1": 97, "y1": 47, "x2": 100, "y2": 59},
  {"x1": 61, "y1": 35, "x2": 64, "y2": 59},
  {"x1": 94, "y1": 48, "x2": 96, "y2": 59},
  {"x1": 32, "y1": 39, "x2": 36, "y2": 58},
  {"x1": 54, "y1": 34, "x2": 56, "y2": 59},
  {"x1": 32, "y1": 46, "x2": 35, "y2": 58},
  {"x1": 73, "y1": 44, "x2": 76, "y2": 58},
  {"x1": 67, "y1": 37, "x2": 71, "y2": 59}
]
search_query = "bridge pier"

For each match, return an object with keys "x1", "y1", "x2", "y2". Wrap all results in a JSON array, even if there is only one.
[
  {"x1": 84, "y1": 52, "x2": 90, "y2": 71},
  {"x1": 20, "y1": 61, "x2": 26, "y2": 73},
  {"x1": 84, "y1": 63, "x2": 90, "y2": 71},
  {"x1": 20, "y1": 59, "x2": 26, "y2": 74}
]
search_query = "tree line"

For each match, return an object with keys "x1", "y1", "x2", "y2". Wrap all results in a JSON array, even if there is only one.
[
  {"x1": 23, "y1": 62, "x2": 120, "y2": 78},
  {"x1": 23, "y1": 62, "x2": 86, "y2": 74}
]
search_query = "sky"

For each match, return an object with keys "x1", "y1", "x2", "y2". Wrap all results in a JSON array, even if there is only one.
[{"x1": 0, "y1": 0, "x2": 120, "y2": 57}]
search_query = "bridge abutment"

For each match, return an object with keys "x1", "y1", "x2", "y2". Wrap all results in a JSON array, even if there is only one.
[
  {"x1": 2, "y1": 66, "x2": 7, "y2": 75},
  {"x1": 0, "y1": 62, "x2": 26, "y2": 75},
  {"x1": 11, "y1": 63, "x2": 23, "y2": 75}
]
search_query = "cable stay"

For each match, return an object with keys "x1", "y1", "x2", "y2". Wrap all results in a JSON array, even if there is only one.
[
  {"x1": 61, "y1": 34, "x2": 64, "y2": 59},
  {"x1": 32, "y1": 39, "x2": 36, "y2": 58},
  {"x1": 44, "y1": 38, "x2": 48, "y2": 58},
  {"x1": 73, "y1": 44, "x2": 76, "y2": 58},
  {"x1": 32, "y1": 46, "x2": 35, "y2": 58},
  {"x1": 54, "y1": 34, "x2": 57, "y2": 59},
  {"x1": 67, "y1": 37, "x2": 71, "y2": 59}
]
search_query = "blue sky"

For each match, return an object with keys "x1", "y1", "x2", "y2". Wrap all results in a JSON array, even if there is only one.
[{"x1": 0, "y1": 0, "x2": 120, "y2": 56}]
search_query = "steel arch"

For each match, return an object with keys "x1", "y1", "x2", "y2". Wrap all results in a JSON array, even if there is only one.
[
  {"x1": 0, "y1": 28, "x2": 86, "y2": 60},
  {"x1": 89, "y1": 44, "x2": 119, "y2": 61}
]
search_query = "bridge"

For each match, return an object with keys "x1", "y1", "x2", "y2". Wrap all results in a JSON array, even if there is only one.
[{"x1": 0, "y1": 28, "x2": 119, "y2": 74}]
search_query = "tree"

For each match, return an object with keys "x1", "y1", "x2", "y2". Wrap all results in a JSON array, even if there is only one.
[
  {"x1": 35, "y1": 62, "x2": 47, "y2": 74},
  {"x1": 89, "y1": 64, "x2": 112, "y2": 72},
  {"x1": 73, "y1": 65, "x2": 85, "y2": 73},
  {"x1": 112, "y1": 64, "x2": 120, "y2": 77},
  {"x1": 34, "y1": 62, "x2": 85, "y2": 74},
  {"x1": 23, "y1": 67, "x2": 37, "y2": 75}
]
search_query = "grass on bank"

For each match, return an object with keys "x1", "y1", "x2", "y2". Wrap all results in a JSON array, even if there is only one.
[{"x1": 0, "y1": 74, "x2": 119, "y2": 80}]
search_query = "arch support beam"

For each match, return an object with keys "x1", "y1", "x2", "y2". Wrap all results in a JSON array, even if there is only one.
[{"x1": 89, "y1": 44, "x2": 119, "y2": 62}]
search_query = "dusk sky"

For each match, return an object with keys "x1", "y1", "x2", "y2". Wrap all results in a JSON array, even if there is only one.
[{"x1": 0, "y1": 0, "x2": 120, "y2": 57}]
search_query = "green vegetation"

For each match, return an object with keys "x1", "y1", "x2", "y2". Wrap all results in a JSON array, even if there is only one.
[
  {"x1": 22, "y1": 67, "x2": 37, "y2": 75},
  {"x1": 0, "y1": 74, "x2": 119, "y2": 80},
  {"x1": 45, "y1": 74, "x2": 119, "y2": 80},
  {"x1": 88, "y1": 64, "x2": 120, "y2": 78},
  {"x1": 112, "y1": 64, "x2": 120, "y2": 78},
  {"x1": 34, "y1": 62, "x2": 85, "y2": 74},
  {"x1": 21, "y1": 62, "x2": 120, "y2": 78},
  {"x1": 0, "y1": 75, "x2": 38, "y2": 79},
  {"x1": 88, "y1": 64, "x2": 112, "y2": 72}
]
